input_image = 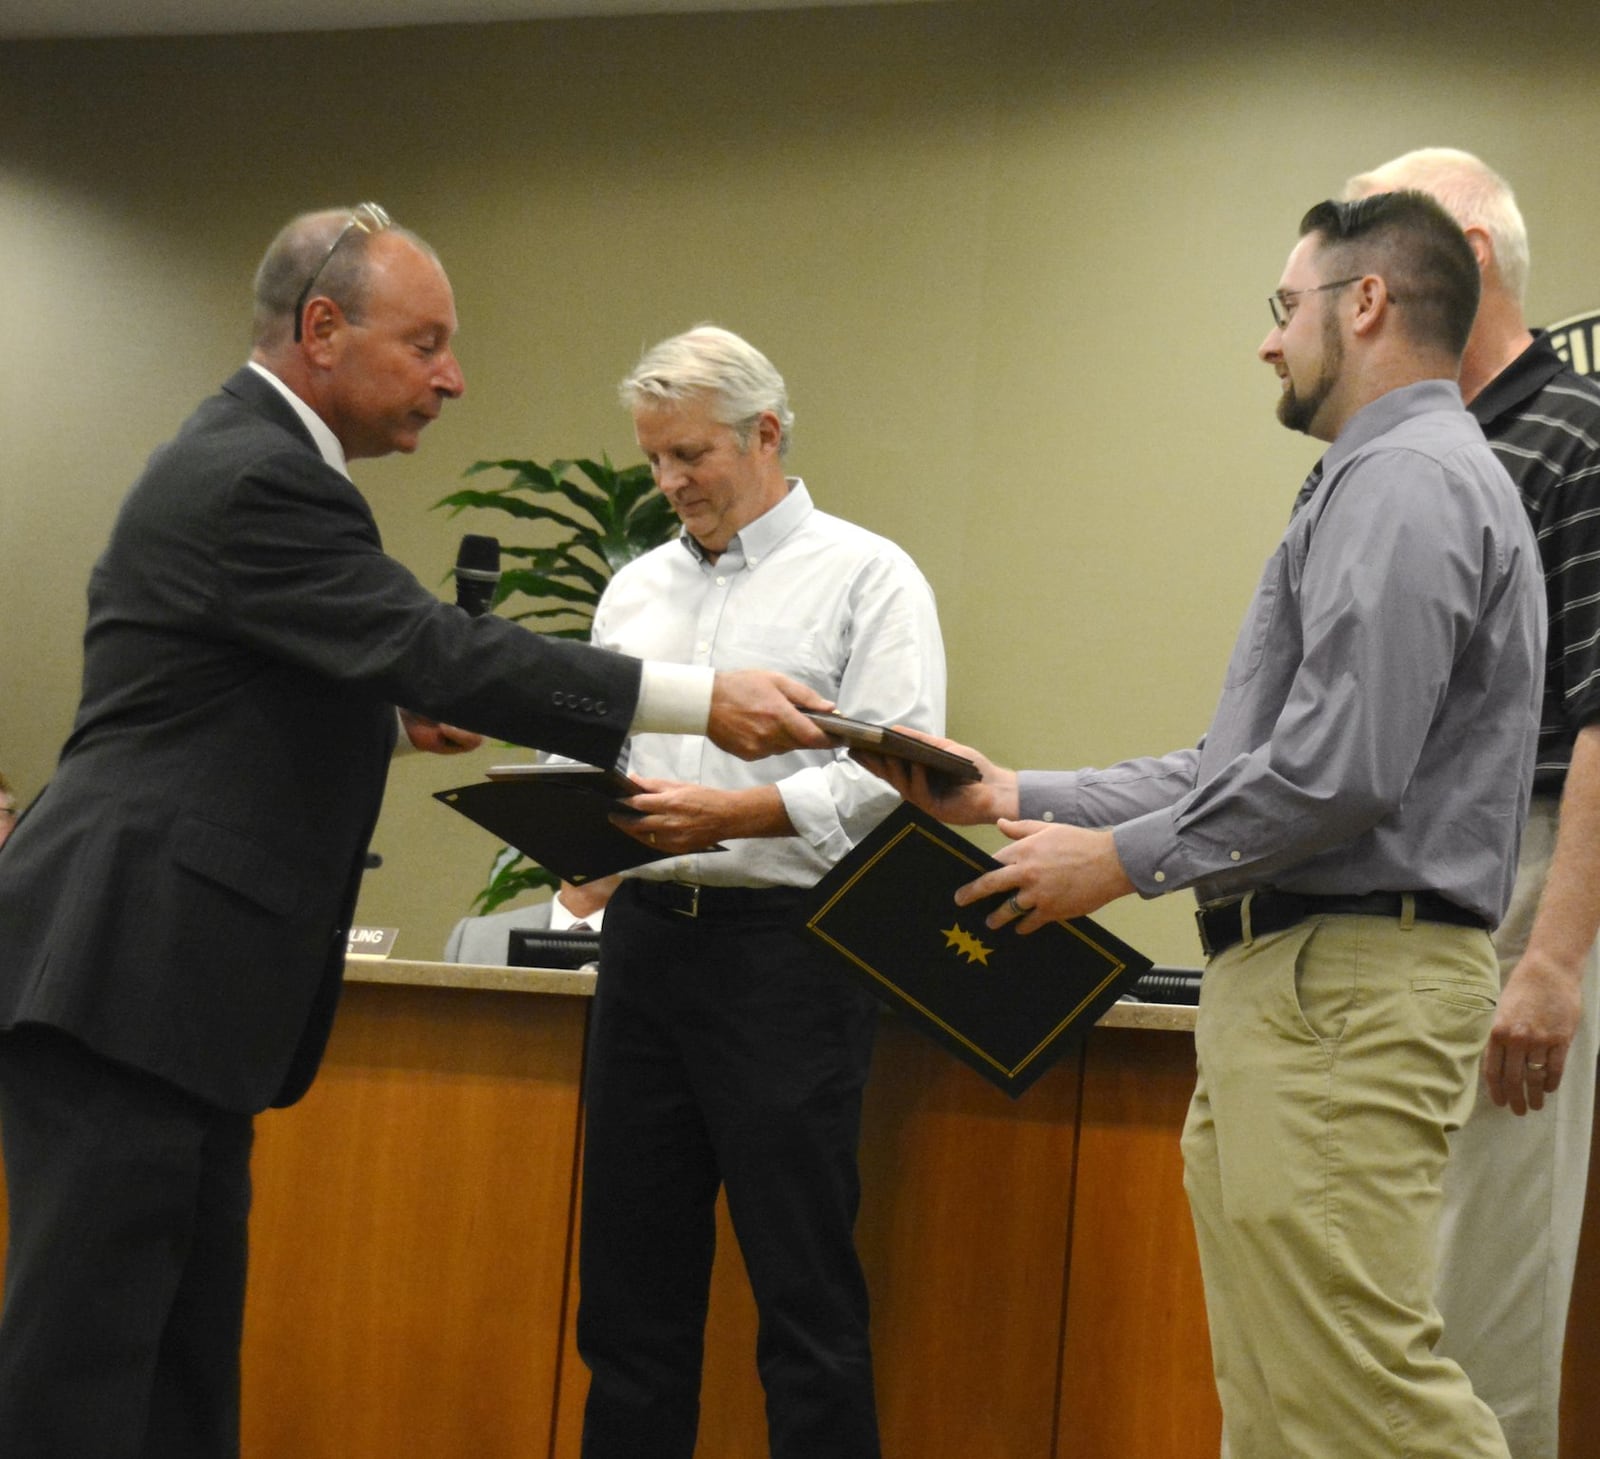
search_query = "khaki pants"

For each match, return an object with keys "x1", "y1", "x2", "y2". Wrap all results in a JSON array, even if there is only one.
[{"x1": 1186, "y1": 912, "x2": 1509, "y2": 1458}]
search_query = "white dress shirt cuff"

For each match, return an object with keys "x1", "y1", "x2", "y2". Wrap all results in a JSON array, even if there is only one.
[{"x1": 632, "y1": 662, "x2": 714, "y2": 736}]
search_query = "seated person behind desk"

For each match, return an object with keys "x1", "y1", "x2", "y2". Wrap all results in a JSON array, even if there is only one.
[{"x1": 443, "y1": 876, "x2": 617, "y2": 965}]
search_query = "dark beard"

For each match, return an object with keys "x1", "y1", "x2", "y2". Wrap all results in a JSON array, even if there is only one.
[{"x1": 1276, "y1": 312, "x2": 1343, "y2": 436}]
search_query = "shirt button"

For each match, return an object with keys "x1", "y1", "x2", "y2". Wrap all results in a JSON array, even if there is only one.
[
  {"x1": 1153, "y1": 871, "x2": 1167, "y2": 884},
  {"x1": 1230, "y1": 850, "x2": 1241, "y2": 861},
  {"x1": 1042, "y1": 811, "x2": 1055, "y2": 822},
  {"x1": 716, "y1": 576, "x2": 727, "y2": 587}
]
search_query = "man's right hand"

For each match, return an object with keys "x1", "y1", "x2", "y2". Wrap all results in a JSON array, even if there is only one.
[{"x1": 706, "y1": 670, "x2": 833, "y2": 760}]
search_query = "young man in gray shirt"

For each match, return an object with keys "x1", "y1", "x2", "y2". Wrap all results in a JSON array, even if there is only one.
[{"x1": 867, "y1": 193, "x2": 1544, "y2": 1459}]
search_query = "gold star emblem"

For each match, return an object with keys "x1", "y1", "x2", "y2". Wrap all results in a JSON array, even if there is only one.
[{"x1": 942, "y1": 923, "x2": 993, "y2": 966}]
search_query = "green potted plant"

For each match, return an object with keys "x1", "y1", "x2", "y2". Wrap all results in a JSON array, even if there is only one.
[{"x1": 435, "y1": 455, "x2": 678, "y2": 911}]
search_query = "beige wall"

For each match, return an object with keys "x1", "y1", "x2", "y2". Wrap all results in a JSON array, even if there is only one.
[{"x1": 3, "y1": 0, "x2": 1598, "y2": 966}]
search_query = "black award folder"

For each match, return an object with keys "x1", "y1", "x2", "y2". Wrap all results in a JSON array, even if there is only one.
[
  {"x1": 434, "y1": 764, "x2": 685, "y2": 885},
  {"x1": 804, "y1": 803, "x2": 1152, "y2": 1097}
]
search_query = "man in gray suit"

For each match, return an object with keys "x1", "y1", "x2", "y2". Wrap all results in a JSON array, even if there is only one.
[
  {"x1": 0, "y1": 204, "x2": 828, "y2": 1459},
  {"x1": 444, "y1": 877, "x2": 617, "y2": 964}
]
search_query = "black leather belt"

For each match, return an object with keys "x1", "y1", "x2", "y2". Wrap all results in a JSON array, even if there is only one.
[
  {"x1": 631, "y1": 880, "x2": 807, "y2": 920},
  {"x1": 1195, "y1": 889, "x2": 1488, "y2": 958}
]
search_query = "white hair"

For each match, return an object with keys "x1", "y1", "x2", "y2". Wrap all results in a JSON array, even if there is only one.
[
  {"x1": 1343, "y1": 147, "x2": 1530, "y2": 303},
  {"x1": 620, "y1": 325, "x2": 794, "y2": 455}
]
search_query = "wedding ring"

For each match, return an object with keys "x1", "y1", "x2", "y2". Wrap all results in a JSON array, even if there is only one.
[
  {"x1": 648, "y1": 833, "x2": 658, "y2": 846},
  {"x1": 1527, "y1": 1061, "x2": 1547, "y2": 1071},
  {"x1": 1005, "y1": 894, "x2": 1027, "y2": 919}
]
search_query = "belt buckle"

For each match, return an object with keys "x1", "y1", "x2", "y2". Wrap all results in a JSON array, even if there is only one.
[
  {"x1": 1194, "y1": 906, "x2": 1215, "y2": 959},
  {"x1": 673, "y1": 884, "x2": 701, "y2": 919}
]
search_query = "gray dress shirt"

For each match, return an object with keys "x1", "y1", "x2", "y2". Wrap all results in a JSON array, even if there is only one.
[{"x1": 1019, "y1": 380, "x2": 1546, "y2": 925}]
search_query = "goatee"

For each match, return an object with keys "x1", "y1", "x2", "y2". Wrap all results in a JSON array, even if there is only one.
[{"x1": 1276, "y1": 313, "x2": 1343, "y2": 437}]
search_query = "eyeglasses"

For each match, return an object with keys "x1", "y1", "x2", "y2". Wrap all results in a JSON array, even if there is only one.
[
  {"x1": 292, "y1": 201, "x2": 393, "y2": 343},
  {"x1": 1268, "y1": 275, "x2": 1362, "y2": 330}
]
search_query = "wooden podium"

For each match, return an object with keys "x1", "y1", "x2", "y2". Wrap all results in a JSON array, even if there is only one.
[{"x1": 2, "y1": 962, "x2": 1597, "y2": 1458}]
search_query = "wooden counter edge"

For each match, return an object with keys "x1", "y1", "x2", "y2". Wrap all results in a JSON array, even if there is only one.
[{"x1": 343, "y1": 957, "x2": 1198, "y2": 1031}]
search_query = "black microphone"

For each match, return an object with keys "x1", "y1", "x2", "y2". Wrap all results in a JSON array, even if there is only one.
[{"x1": 454, "y1": 533, "x2": 501, "y2": 617}]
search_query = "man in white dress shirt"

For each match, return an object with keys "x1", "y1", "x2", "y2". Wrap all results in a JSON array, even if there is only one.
[{"x1": 574, "y1": 326, "x2": 948, "y2": 1459}]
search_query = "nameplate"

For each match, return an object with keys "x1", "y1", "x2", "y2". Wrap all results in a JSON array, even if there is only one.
[{"x1": 346, "y1": 926, "x2": 399, "y2": 959}]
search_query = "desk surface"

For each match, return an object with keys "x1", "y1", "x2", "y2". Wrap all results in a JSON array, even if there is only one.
[{"x1": 343, "y1": 957, "x2": 1200, "y2": 1031}]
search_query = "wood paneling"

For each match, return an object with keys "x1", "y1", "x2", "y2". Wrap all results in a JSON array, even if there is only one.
[
  {"x1": 1, "y1": 992, "x2": 1596, "y2": 1458},
  {"x1": 1059, "y1": 1027, "x2": 1220, "y2": 1457},
  {"x1": 859, "y1": 1019, "x2": 1084, "y2": 1459},
  {"x1": 1562, "y1": 1063, "x2": 1600, "y2": 1454},
  {"x1": 240, "y1": 983, "x2": 589, "y2": 1459}
]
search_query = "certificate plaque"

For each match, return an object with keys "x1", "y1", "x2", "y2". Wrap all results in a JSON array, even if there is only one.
[{"x1": 805, "y1": 803, "x2": 1151, "y2": 1097}]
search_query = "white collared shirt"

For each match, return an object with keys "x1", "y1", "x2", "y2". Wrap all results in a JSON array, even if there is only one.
[
  {"x1": 593, "y1": 479, "x2": 947, "y2": 889},
  {"x1": 549, "y1": 889, "x2": 605, "y2": 932}
]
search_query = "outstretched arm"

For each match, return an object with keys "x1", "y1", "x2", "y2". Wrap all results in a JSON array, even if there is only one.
[{"x1": 705, "y1": 669, "x2": 833, "y2": 760}]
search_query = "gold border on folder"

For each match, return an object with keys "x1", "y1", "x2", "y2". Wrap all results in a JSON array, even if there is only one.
[{"x1": 805, "y1": 821, "x2": 1131, "y2": 1081}]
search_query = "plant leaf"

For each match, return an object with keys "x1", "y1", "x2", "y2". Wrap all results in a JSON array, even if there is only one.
[
  {"x1": 463, "y1": 458, "x2": 561, "y2": 492},
  {"x1": 432, "y1": 489, "x2": 599, "y2": 537},
  {"x1": 496, "y1": 570, "x2": 601, "y2": 607},
  {"x1": 473, "y1": 848, "x2": 560, "y2": 914}
]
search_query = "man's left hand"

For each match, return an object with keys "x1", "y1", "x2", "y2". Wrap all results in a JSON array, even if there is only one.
[
  {"x1": 954, "y1": 820, "x2": 1135, "y2": 934},
  {"x1": 614, "y1": 778, "x2": 791, "y2": 855}
]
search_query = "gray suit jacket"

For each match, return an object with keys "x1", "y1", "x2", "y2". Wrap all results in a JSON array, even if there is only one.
[
  {"x1": 444, "y1": 899, "x2": 556, "y2": 965},
  {"x1": 0, "y1": 367, "x2": 641, "y2": 1112}
]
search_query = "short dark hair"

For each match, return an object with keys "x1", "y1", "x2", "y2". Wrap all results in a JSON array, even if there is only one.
[{"x1": 1298, "y1": 191, "x2": 1480, "y2": 358}]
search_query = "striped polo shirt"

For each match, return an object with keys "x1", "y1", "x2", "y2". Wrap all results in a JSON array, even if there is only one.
[{"x1": 1470, "y1": 332, "x2": 1600, "y2": 791}]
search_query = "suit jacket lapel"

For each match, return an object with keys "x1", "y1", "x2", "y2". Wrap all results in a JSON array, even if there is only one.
[{"x1": 220, "y1": 365, "x2": 321, "y2": 455}]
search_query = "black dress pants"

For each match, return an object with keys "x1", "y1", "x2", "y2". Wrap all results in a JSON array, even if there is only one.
[
  {"x1": 0, "y1": 1024, "x2": 254, "y2": 1459},
  {"x1": 578, "y1": 881, "x2": 881, "y2": 1459}
]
